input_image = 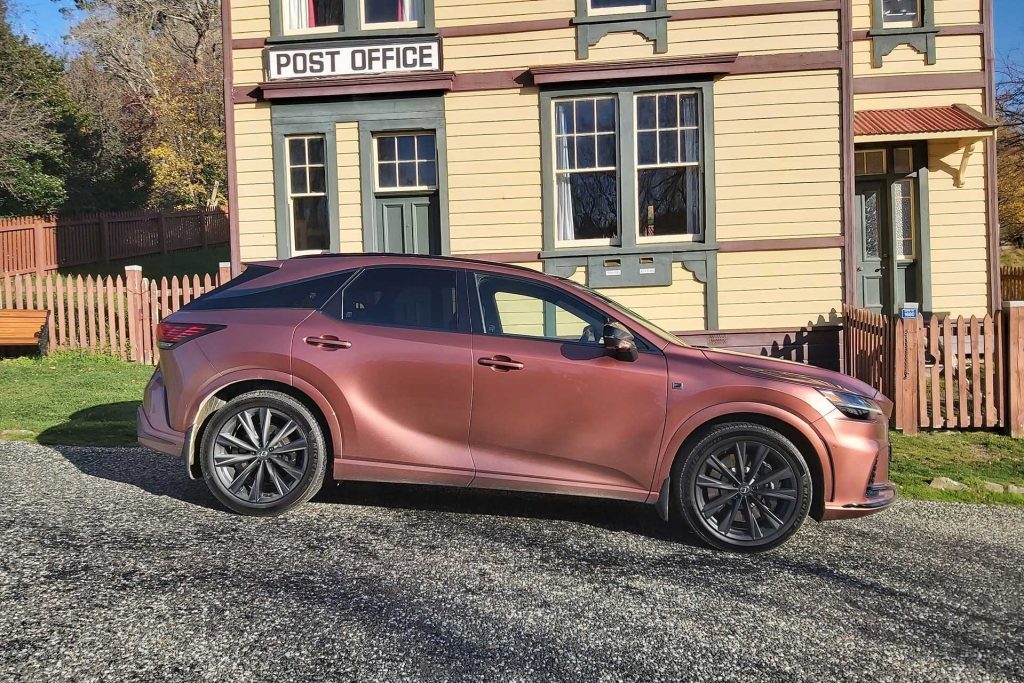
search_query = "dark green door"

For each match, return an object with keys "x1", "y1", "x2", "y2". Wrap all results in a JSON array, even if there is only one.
[
  {"x1": 855, "y1": 181, "x2": 889, "y2": 314},
  {"x1": 376, "y1": 195, "x2": 440, "y2": 255}
]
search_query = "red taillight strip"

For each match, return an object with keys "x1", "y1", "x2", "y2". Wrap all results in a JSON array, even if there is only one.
[{"x1": 156, "y1": 322, "x2": 224, "y2": 349}]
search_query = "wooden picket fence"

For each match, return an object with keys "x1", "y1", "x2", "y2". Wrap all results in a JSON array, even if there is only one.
[
  {"x1": 0, "y1": 207, "x2": 229, "y2": 276},
  {"x1": 1003, "y1": 266, "x2": 1024, "y2": 302},
  {"x1": 0, "y1": 265, "x2": 230, "y2": 365},
  {"x1": 843, "y1": 304, "x2": 1024, "y2": 435}
]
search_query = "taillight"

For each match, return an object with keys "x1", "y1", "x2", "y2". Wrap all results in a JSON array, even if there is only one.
[{"x1": 156, "y1": 322, "x2": 224, "y2": 350}]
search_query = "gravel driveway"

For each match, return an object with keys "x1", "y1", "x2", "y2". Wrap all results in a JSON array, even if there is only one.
[{"x1": 1, "y1": 441, "x2": 1022, "y2": 682}]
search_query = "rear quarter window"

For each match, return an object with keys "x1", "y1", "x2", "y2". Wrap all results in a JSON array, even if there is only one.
[{"x1": 182, "y1": 270, "x2": 355, "y2": 311}]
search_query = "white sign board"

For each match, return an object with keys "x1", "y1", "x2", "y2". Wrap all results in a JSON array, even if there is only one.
[{"x1": 267, "y1": 40, "x2": 441, "y2": 81}]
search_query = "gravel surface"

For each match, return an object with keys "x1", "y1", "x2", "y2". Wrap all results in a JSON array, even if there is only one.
[{"x1": 1, "y1": 441, "x2": 1023, "y2": 682}]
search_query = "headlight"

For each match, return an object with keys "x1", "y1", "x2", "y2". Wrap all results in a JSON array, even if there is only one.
[{"x1": 817, "y1": 389, "x2": 882, "y2": 420}]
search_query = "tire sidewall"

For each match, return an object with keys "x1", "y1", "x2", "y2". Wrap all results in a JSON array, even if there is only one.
[
  {"x1": 200, "y1": 392, "x2": 326, "y2": 515},
  {"x1": 673, "y1": 423, "x2": 812, "y2": 553}
]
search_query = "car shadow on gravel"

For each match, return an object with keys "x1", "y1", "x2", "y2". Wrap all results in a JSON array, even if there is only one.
[
  {"x1": 52, "y1": 445, "x2": 222, "y2": 510},
  {"x1": 317, "y1": 480, "x2": 707, "y2": 547}
]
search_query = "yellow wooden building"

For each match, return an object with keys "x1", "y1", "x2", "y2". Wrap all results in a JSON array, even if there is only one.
[{"x1": 222, "y1": 0, "x2": 999, "y2": 368}]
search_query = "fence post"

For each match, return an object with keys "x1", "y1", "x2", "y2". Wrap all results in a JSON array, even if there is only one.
[
  {"x1": 202, "y1": 212, "x2": 210, "y2": 249},
  {"x1": 99, "y1": 217, "x2": 110, "y2": 263},
  {"x1": 893, "y1": 316, "x2": 921, "y2": 435},
  {"x1": 1005, "y1": 302, "x2": 1024, "y2": 438},
  {"x1": 157, "y1": 214, "x2": 168, "y2": 255},
  {"x1": 125, "y1": 265, "x2": 144, "y2": 363},
  {"x1": 218, "y1": 262, "x2": 231, "y2": 287},
  {"x1": 33, "y1": 222, "x2": 46, "y2": 274}
]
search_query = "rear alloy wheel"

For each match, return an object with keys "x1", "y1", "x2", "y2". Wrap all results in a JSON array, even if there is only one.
[
  {"x1": 672, "y1": 423, "x2": 812, "y2": 552},
  {"x1": 200, "y1": 391, "x2": 327, "y2": 516}
]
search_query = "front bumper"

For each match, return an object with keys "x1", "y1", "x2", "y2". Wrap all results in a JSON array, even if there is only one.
[
  {"x1": 818, "y1": 408, "x2": 897, "y2": 521},
  {"x1": 137, "y1": 369, "x2": 185, "y2": 458}
]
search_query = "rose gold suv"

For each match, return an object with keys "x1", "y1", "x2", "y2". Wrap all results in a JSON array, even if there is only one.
[{"x1": 138, "y1": 254, "x2": 895, "y2": 552}]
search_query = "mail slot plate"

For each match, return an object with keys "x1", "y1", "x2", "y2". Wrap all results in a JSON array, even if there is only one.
[{"x1": 585, "y1": 253, "x2": 673, "y2": 288}]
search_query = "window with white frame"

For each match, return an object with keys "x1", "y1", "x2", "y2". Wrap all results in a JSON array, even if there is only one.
[
  {"x1": 554, "y1": 97, "x2": 619, "y2": 243},
  {"x1": 881, "y1": 0, "x2": 921, "y2": 27},
  {"x1": 285, "y1": 0, "x2": 344, "y2": 32},
  {"x1": 363, "y1": 0, "x2": 423, "y2": 26},
  {"x1": 375, "y1": 132, "x2": 437, "y2": 191},
  {"x1": 588, "y1": 0, "x2": 654, "y2": 14},
  {"x1": 636, "y1": 92, "x2": 702, "y2": 239},
  {"x1": 283, "y1": 0, "x2": 424, "y2": 32},
  {"x1": 287, "y1": 136, "x2": 330, "y2": 253}
]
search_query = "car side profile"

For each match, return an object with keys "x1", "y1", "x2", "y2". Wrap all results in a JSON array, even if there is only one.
[{"x1": 138, "y1": 254, "x2": 895, "y2": 552}]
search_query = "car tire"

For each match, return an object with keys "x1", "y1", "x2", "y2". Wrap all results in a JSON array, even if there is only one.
[
  {"x1": 671, "y1": 422, "x2": 812, "y2": 553},
  {"x1": 200, "y1": 390, "x2": 327, "y2": 516}
]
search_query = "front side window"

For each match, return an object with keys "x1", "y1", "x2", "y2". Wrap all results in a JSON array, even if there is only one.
[
  {"x1": 636, "y1": 92, "x2": 702, "y2": 239},
  {"x1": 588, "y1": 0, "x2": 654, "y2": 14},
  {"x1": 476, "y1": 274, "x2": 608, "y2": 344},
  {"x1": 376, "y1": 133, "x2": 437, "y2": 191},
  {"x1": 340, "y1": 267, "x2": 457, "y2": 331},
  {"x1": 554, "y1": 97, "x2": 619, "y2": 243},
  {"x1": 287, "y1": 136, "x2": 330, "y2": 253},
  {"x1": 881, "y1": 0, "x2": 920, "y2": 26}
]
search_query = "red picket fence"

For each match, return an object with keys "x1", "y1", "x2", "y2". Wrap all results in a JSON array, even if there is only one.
[
  {"x1": 0, "y1": 208, "x2": 229, "y2": 276},
  {"x1": 843, "y1": 304, "x2": 1023, "y2": 435},
  {"x1": 1003, "y1": 266, "x2": 1024, "y2": 302},
  {"x1": 0, "y1": 265, "x2": 230, "y2": 365}
]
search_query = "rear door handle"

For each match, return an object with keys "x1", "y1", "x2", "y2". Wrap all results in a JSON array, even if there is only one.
[
  {"x1": 478, "y1": 356, "x2": 524, "y2": 371},
  {"x1": 305, "y1": 335, "x2": 352, "y2": 349}
]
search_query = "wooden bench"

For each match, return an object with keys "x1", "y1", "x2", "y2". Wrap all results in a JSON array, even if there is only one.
[{"x1": 0, "y1": 309, "x2": 50, "y2": 354}]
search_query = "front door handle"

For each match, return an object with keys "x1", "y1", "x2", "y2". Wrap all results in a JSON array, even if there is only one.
[
  {"x1": 478, "y1": 356, "x2": 524, "y2": 371},
  {"x1": 305, "y1": 335, "x2": 352, "y2": 349}
]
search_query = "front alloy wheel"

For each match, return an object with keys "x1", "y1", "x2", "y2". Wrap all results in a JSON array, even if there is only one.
[
  {"x1": 673, "y1": 423, "x2": 812, "y2": 552},
  {"x1": 200, "y1": 390, "x2": 327, "y2": 516}
]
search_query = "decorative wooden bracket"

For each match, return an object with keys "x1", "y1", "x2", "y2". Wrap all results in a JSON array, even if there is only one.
[{"x1": 955, "y1": 140, "x2": 979, "y2": 189}]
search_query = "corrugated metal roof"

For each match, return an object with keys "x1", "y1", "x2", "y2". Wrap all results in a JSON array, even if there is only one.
[{"x1": 854, "y1": 105, "x2": 999, "y2": 136}]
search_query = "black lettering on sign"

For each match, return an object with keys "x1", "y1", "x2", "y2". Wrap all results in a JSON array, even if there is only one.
[
  {"x1": 367, "y1": 47, "x2": 382, "y2": 71},
  {"x1": 292, "y1": 53, "x2": 308, "y2": 74},
  {"x1": 275, "y1": 53, "x2": 292, "y2": 76},
  {"x1": 401, "y1": 46, "x2": 418, "y2": 68},
  {"x1": 351, "y1": 48, "x2": 367, "y2": 71},
  {"x1": 309, "y1": 52, "x2": 324, "y2": 74},
  {"x1": 326, "y1": 50, "x2": 341, "y2": 72}
]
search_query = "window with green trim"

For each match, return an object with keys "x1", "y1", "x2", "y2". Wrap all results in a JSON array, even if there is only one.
[{"x1": 546, "y1": 85, "x2": 710, "y2": 250}]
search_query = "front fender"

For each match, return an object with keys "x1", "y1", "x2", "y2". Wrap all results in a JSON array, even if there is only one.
[
  {"x1": 182, "y1": 368, "x2": 343, "y2": 479},
  {"x1": 647, "y1": 400, "x2": 834, "y2": 503}
]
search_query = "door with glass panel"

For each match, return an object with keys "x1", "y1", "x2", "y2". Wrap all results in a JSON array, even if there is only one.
[
  {"x1": 373, "y1": 131, "x2": 441, "y2": 255},
  {"x1": 853, "y1": 146, "x2": 921, "y2": 315}
]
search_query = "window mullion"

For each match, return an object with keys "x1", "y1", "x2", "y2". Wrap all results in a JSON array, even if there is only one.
[
  {"x1": 343, "y1": 0, "x2": 359, "y2": 31},
  {"x1": 618, "y1": 91, "x2": 638, "y2": 250}
]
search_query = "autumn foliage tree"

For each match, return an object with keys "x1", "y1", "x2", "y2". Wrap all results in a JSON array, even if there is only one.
[{"x1": 998, "y1": 59, "x2": 1024, "y2": 248}]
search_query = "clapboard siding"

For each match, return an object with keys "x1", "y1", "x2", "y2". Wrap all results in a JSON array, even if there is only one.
[
  {"x1": 714, "y1": 71, "x2": 842, "y2": 241},
  {"x1": 232, "y1": 48, "x2": 266, "y2": 88},
  {"x1": 718, "y1": 248, "x2": 844, "y2": 329},
  {"x1": 853, "y1": 35, "x2": 983, "y2": 77},
  {"x1": 234, "y1": 103, "x2": 277, "y2": 259},
  {"x1": 435, "y1": 0, "x2": 573, "y2": 27},
  {"x1": 443, "y1": 12, "x2": 838, "y2": 73},
  {"x1": 336, "y1": 122, "x2": 363, "y2": 252},
  {"x1": 854, "y1": 88, "x2": 986, "y2": 112},
  {"x1": 445, "y1": 89, "x2": 543, "y2": 256},
  {"x1": 928, "y1": 138, "x2": 990, "y2": 315},
  {"x1": 574, "y1": 264, "x2": 707, "y2": 331},
  {"x1": 852, "y1": 0, "x2": 982, "y2": 30},
  {"x1": 230, "y1": 0, "x2": 271, "y2": 38}
]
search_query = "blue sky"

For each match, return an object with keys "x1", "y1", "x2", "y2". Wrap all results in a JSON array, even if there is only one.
[{"x1": 9, "y1": 0, "x2": 1024, "y2": 59}]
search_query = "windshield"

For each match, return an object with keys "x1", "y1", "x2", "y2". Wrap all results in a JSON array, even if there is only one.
[{"x1": 563, "y1": 279, "x2": 688, "y2": 347}]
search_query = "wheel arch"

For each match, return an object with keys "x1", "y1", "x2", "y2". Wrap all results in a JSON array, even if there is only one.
[
  {"x1": 185, "y1": 372, "x2": 341, "y2": 480},
  {"x1": 655, "y1": 404, "x2": 832, "y2": 522}
]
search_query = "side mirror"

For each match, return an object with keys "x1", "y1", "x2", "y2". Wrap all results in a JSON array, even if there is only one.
[{"x1": 602, "y1": 322, "x2": 639, "y2": 362}]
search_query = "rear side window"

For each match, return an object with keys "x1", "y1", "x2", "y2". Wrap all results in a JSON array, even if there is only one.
[
  {"x1": 183, "y1": 270, "x2": 354, "y2": 311},
  {"x1": 333, "y1": 267, "x2": 458, "y2": 332}
]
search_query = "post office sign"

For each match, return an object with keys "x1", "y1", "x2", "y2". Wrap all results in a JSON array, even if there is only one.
[{"x1": 266, "y1": 39, "x2": 441, "y2": 81}]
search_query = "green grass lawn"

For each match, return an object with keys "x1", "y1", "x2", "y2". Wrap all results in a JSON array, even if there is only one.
[
  {"x1": 0, "y1": 352, "x2": 153, "y2": 446},
  {"x1": 1001, "y1": 246, "x2": 1024, "y2": 268},
  {"x1": 58, "y1": 245, "x2": 230, "y2": 281},
  {"x1": 1, "y1": 352, "x2": 1023, "y2": 505}
]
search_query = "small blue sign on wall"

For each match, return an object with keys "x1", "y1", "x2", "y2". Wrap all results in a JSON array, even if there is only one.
[{"x1": 900, "y1": 303, "x2": 919, "y2": 320}]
